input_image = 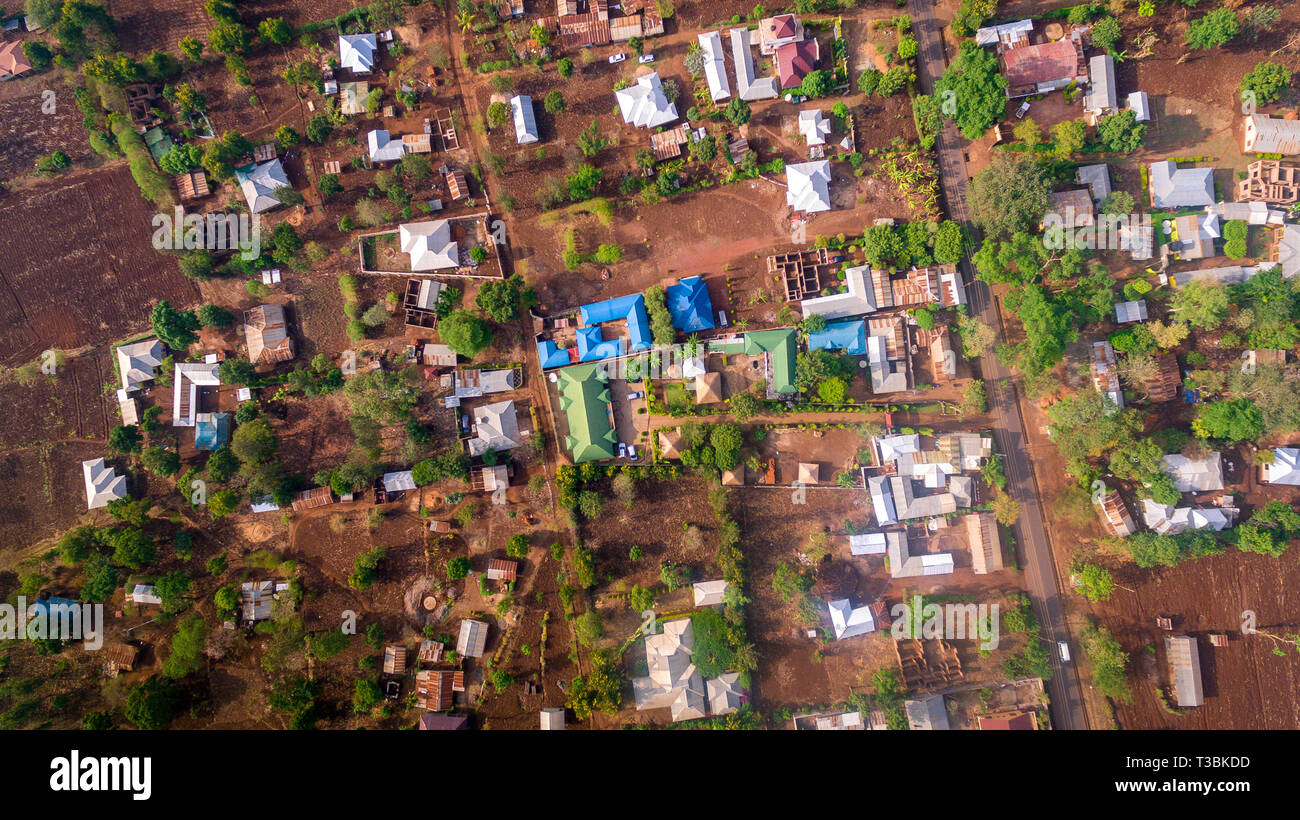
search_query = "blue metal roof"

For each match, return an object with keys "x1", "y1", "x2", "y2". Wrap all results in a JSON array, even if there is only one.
[
  {"x1": 579, "y1": 294, "x2": 652, "y2": 351},
  {"x1": 665, "y1": 275, "x2": 715, "y2": 333},
  {"x1": 195, "y1": 412, "x2": 230, "y2": 451},
  {"x1": 537, "y1": 339, "x2": 571, "y2": 369},
  {"x1": 576, "y1": 325, "x2": 624, "y2": 362},
  {"x1": 808, "y1": 319, "x2": 867, "y2": 355}
]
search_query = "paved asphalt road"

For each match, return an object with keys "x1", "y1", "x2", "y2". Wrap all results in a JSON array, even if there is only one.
[{"x1": 907, "y1": 0, "x2": 1089, "y2": 730}]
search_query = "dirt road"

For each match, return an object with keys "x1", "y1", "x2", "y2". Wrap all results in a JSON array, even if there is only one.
[{"x1": 907, "y1": 0, "x2": 1089, "y2": 730}]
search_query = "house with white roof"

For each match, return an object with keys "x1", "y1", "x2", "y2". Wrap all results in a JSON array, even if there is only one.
[
  {"x1": 1263, "y1": 447, "x2": 1300, "y2": 485},
  {"x1": 1127, "y1": 90, "x2": 1150, "y2": 122},
  {"x1": 1142, "y1": 499, "x2": 1236, "y2": 535},
  {"x1": 1114, "y1": 300, "x2": 1148, "y2": 324},
  {"x1": 800, "y1": 264, "x2": 877, "y2": 319},
  {"x1": 468, "y1": 400, "x2": 521, "y2": 456},
  {"x1": 876, "y1": 433, "x2": 921, "y2": 463},
  {"x1": 1083, "y1": 54, "x2": 1117, "y2": 118},
  {"x1": 367, "y1": 129, "x2": 406, "y2": 163},
  {"x1": 692, "y1": 579, "x2": 729, "y2": 607},
  {"x1": 339, "y1": 33, "x2": 377, "y2": 73},
  {"x1": 906, "y1": 695, "x2": 951, "y2": 730},
  {"x1": 866, "y1": 332, "x2": 908, "y2": 394},
  {"x1": 235, "y1": 159, "x2": 290, "y2": 214},
  {"x1": 828, "y1": 598, "x2": 875, "y2": 639},
  {"x1": 632, "y1": 619, "x2": 707, "y2": 722},
  {"x1": 381, "y1": 470, "x2": 416, "y2": 494},
  {"x1": 615, "y1": 72, "x2": 679, "y2": 128},
  {"x1": 698, "y1": 31, "x2": 730, "y2": 102},
  {"x1": 729, "y1": 28, "x2": 779, "y2": 101},
  {"x1": 83, "y1": 458, "x2": 127, "y2": 509},
  {"x1": 510, "y1": 94, "x2": 539, "y2": 144},
  {"x1": 885, "y1": 524, "x2": 954, "y2": 577},
  {"x1": 706, "y1": 672, "x2": 745, "y2": 715},
  {"x1": 785, "y1": 160, "x2": 831, "y2": 213},
  {"x1": 1148, "y1": 160, "x2": 1214, "y2": 209},
  {"x1": 1160, "y1": 453, "x2": 1225, "y2": 492},
  {"x1": 399, "y1": 220, "x2": 459, "y2": 270},
  {"x1": 798, "y1": 109, "x2": 831, "y2": 146},
  {"x1": 116, "y1": 338, "x2": 164, "y2": 391},
  {"x1": 172, "y1": 362, "x2": 220, "y2": 427}
]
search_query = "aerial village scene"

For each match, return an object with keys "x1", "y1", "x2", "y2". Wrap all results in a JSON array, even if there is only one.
[{"x1": 1, "y1": 0, "x2": 1299, "y2": 735}]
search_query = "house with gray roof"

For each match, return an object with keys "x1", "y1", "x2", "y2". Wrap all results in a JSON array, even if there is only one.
[
  {"x1": 467, "y1": 400, "x2": 521, "y2": 456},
  {"x1": 510, "y1": 94, "x2": 539, "y2": 144},
  {"x1": 83, "y1": 458, "x2": 127, "y2": 509},
  {"x1": 905, "y1": 695, "x2": 950, "y2": 730},
  {"x1": 116, "y1": 338, "x2": 164, "y2": 391},
  {"x1": 1083, "y1": 54, "x2": 1117, "y2": 117},
  {"x1": 828, "y1": 598, "x2": 876, "y2": 639},
  {"x1": 730, "y1": 27, "x2": 779, "y2": 101},
  {"x1": 235, "y1": 159, "x2": 290, "y2": 214},
  {"x1": 1166, "y1": 635, "x2": 1204, "y2": 707},
  {"x1": 339, "y1": 33, "x2": 378, "y2": 73},
  {"x1": 1264, "y1": 447, "x2": 1300, "y2": 485},
  {"x1": 785, "y1": 160, "x2": 832, "y2": 213},
  {"x1": 698, "y1": 31, "x2": 730, "y2": 102},
  {"x1": 1076, "y1": 163, "x2": 1111, "y2": 206},
  {"x1": 1160, "y1": 453, "x2": 1225, "y2": 492},
  {"x1": 1148, "y1": 160, "x2": 1214, "y2": 209}
]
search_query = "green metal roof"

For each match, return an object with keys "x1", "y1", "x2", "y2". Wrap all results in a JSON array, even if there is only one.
[
  {"x1": 743, "y1": 329, "x2": 798, "y2": 394},
  {"x1": 557, "y1": 363, "x2": 618, "y2": 463}
]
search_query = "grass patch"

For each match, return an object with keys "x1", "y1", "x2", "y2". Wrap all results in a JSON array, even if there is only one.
[{"x1": 538, "y1": 197, "x2": 614, "y2": 227}]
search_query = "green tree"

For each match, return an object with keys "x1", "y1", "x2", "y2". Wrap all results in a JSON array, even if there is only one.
[
  {"x1": 1096, "y1": 109, "x2": 1146, "y2": 153},
  {"x1": 142, "y1": 445, "x2": 181, "y2": 477},
  {"x1": 933, "y1": 41, "x2": 1008, "y2": 139},
  {"x1": 1185, "y1": 8, "x2": 1239, "y2": 50},
  {"x1": 1240, "y1": 61, "x2": 1291, "y2": 105},
  {"x1": 257, "y1": 17, "x2": 291, "y2": 45},
  {"x1": 475, "y1": 274, "x2": 536, "y2": 323},
  {"x1": 124, "y1": 678, "x2": 176, "y2": 729},
  {"x1": 1077, "y1": 564, "x2": 1115, "y2": 603},
  {"x1": 969, "y1": 155, "x2": 1052, "y2": 239},
  {"x1": 109, "y1": 424, "x2": 142, "y2": 454},
  {"x1": 567, "y1": 649, "x2": 624, "y2": 719},
  {"x1": 1192, "y1": 399, "x2": 1264, "y2": 442},
  {"x1": 438, "y1": 310, "x2": 494, "y2": 358},
  {"x1": 151, "y1": 299, "x2": 200, "y2": 350}
]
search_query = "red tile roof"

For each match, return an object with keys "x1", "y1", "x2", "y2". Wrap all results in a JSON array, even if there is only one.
[
  {"x1": 777, "y1": 39, "x2": 820, "y2": 90},
  {"x1": 1000, "y1": 40, "x2": 1080, "y2": 91}
]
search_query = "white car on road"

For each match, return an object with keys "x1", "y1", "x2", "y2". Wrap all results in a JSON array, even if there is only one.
[{"x1": 1058, "y1": 641, "x2": 1071, "y2": 662}]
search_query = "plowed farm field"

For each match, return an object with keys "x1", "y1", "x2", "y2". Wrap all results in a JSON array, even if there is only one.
[{"x1": 0, "y1": 165, "x2": 199, "y2": 365}]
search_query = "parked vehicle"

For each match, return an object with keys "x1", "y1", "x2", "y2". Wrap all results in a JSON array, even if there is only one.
[
  {"x1": 617, "y1": 442, "x2": 628, "y2": 458},
  {"x1": 608, "y1": 53, "x2": 626, "y2": 64},
  {"x1": 1015, "y1": 100, "x2": 1031, "y2": 119},
  {"x1": 1058, "y1": 641, "x2": 1071, "y2": 663},
  {"x1": 627, "y1": 444, "x2": 638, "y2": 460},
  {"x1": 638, "y1": 54, "x2": 654, "y2": 63},
  {"x1": 627, "y1": 391, "x2": 645, "y2": 401}
]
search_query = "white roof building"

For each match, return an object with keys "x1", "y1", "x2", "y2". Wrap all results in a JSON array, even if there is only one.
[
  {"x1": 367, "y1": 129, "x2": 406, "y2": 162},
  {"x1": 172, "y1": 362, "x2": 220, "y2": 428},
  {"x1": 1264, "y1": 447, "x2": 1300, "y2": 485},
  {"x1": 692, "y1": 579, "x2": 729, "y2": 607},
  {"x1": 698, "y1": 31, "x2": 730, "y2": 102},
  {"x1": 339, "y1": 33, "x2": 378, "y2": 73},
  {"x1": 876, "y1": 433, "x2": 921, "y2": 463},
  {"x1": 510, "y1": 94, "x2": 539, "y2": 144},
  {"x1": 800, "y1": 264, "x2": 877, "y2": 319},
  {"x1": 237, "y1": 158, "x2": 290, "y2": 214},
  {"x1": 706, "y1": 672, "x2": 745, "y2": 715},
  {"x1": 540, "y1": 707, "x2": 566, "y2": 730},
  {"x1": 615, "y1": 72, "x2": 679, "y2": 129},
  {"x1": 116, "y1": 338, "x2": 163, "y2": 391},
  {"x1": 785, "y1": 160, "x2": 831, "y2": 213},
  {"x1": 1161, "y1": 453, "x2": 1225, "y2": 493},
  {"x1": 381, "y1": 470, "x2": 416, "y2": 493},
  {"x1": 128, "y1": 584, "x2": 162, "y2": 605},
  {"x1": 1114, "y1": 299, "x2": 1148, "y2": 324},
  {"x1": 797, "y1": 109, "x2": 832, "y2": 146},
  {"x1": 1142, "y1": 499, "x2": 1235, "y2": 535},
  {"x1": 468, "y1": 400, "x2": 522, "y2": 456},
  {"x1": 1083, "y1": 54, "x2": 1117, "y2": 116},
  {"x1": 730, "y1": 27, "x2": 780, "y2": 101},
  {"x1": 82, "y1": 458, "x2": 127, "y2": 509},
  {"x1": 399, "y1": 220, "x2": 459, "y2": 270},
  {"x1": 1127, "y1": 90, "x2": 1150, "y2": 122},
  {"x1": 632, "y1": 619, "x2": 707, "y2": 722},
  {"x1": 886, "y1": 526, "x2": 955, "y2": 577},
  {"x1": 828, "y1": 598, "x2": 876, "y2": 639},
  {"x1": 905, "y1": 695, "x2": 951, "y2": 730},
  {"x1": 849, "y1": 532, "x2": 892, "y2": 556}
]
